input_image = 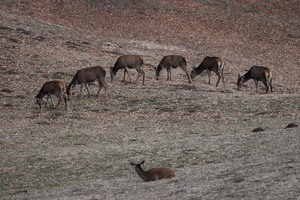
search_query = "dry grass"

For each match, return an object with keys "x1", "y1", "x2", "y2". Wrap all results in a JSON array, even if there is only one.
[{"x1": 0, "y1": 0, "x2": 300, "y2": 199}]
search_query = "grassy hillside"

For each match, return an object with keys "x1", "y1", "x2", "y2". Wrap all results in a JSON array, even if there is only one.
[{"x1": 0, "y1": 0, "x2": 299, "y2": 199}]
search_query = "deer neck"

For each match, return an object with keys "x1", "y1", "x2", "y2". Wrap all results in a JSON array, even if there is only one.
[
  {"x1": 112, "y1": 64, "x2": 121, "y2": 75},
  {"x1": 195, "y1": 64, "x2": 206, "y2": 74},
  {"x1": 135, "y1": 166, "x2": 150, "y2": 181},
  {"x1": 36, "y1": 89, "x2": 46, "y2": 99},
  {"x1": 242, "y1": 72, "x2": 252, "y2": 83},
  {"x1": 156, "y1": 64, "x2": 163, "y2": 72}
]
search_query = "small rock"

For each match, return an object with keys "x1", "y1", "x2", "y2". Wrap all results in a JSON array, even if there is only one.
[
  {"x1": 285, "y1": 123, "x2": 298, "y2": 129},
  {"x1": 16, "y1": 28, "x2": 31, "y2": 35},
  {"x1": 252, "y1": 127, "x2": 264, "y2": 132},
  {"x1": 232, "y1": 177, "x2": 245, "y2": 183}
]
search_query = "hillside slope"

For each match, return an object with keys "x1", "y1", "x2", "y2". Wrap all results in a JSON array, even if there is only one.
[{"x1": 0, "y1": 1, "x2": 299, "y2": 199}]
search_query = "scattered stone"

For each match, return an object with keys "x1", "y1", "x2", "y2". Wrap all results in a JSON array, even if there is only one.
[
  {"x1": 65, "y1": 41, "x2": 82, "y2": 49},
  {"x1": 231, "y1": 177, "x2": 245, "y2": 183},
  {"x1": 33, "y1": 36, "x2": 46, "y2": 41},
  {"x1": 5, "y1": 69, "x2": 18, "y2": 75},
  {"x1": 2, "y1": 103, "x2": 13, "y2": 107},
  {"x1": 16, "y1": 28, "x2": 31, "y2": 35},
  {"x1": 0, "y1": 88, "x2": 14, "y2": 93},
  {"x1": 252, "y1": 127, "x2": 264, "y2": 132},
  {"x1": 0, "y1": 26, "x2": 13, "y2": 31},
  {"x1": 285, "y1": 123, "x2": 298, "y2": 129},
  {"x1": 8, "y1": 38, "x2": 20, "y2": 43}
]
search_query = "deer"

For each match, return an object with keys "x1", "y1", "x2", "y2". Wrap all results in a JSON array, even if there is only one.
[
  {"x1": 130, "y1": 160, "x2": 175, "y2": 182},
  {"x1": 155, "y1": 55, "x2": 192, "y2": 83},
  {"x1": 66, "y1": 66, "x2": 107, "y2": 99},
  {"x1": 190, "y1": 56, "x2": 225, "y2": 87},
  {"x1": 35, "y1": 80, "x2": 67, "y2": 110},
  {"x1": 110, "y1": 55, "x2": 145, "y2": 85},
  {"x1": 237, "y1": 66, "x2": 272, "y2": 93}
]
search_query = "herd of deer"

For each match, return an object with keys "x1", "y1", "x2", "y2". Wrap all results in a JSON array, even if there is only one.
[
  {"x1": 34, "y1": 54, "x2": 273, "y2": 181},
  {"x1": 35, "y1": 55, "x2": 273, "y2": 111}
]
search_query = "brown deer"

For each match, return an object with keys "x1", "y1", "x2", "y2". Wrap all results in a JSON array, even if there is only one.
[
  {"x1": 156, "y1": 55, "x2": 192, "y2": 83},
  {"x1": 67, "y1": 66, "x2": 107, "y2": 99},
  {"x1": 35, "y1": 80, "x2": 67, "y2": 110},
  {"x1": 130, "y1": 160, "x2": 175, "y2": 182},
  {"x1": 190, "y1": 56, "x2": 224, "y2": 87},
  {"x1": 110, "y1": 55, "x2": 145, "y2": 85},
  {"x1": 237, "y1": 66, "x2": 272, "y2": 93}
]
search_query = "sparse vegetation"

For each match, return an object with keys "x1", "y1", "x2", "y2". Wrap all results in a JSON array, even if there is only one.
[{"x1": 0, "y1": 0, "x2": 299, "y2": 199}]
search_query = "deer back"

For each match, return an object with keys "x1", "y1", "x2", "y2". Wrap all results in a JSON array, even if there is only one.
[
  {"x1": 113, "y1": 55, "x2": 143, "y2": 70},
  {"x1": 247, "y1": 66, "x2": 270, "y2": 81},
  {"x1": 158, "y1": 55, "x2": 186, "y2": 68}
]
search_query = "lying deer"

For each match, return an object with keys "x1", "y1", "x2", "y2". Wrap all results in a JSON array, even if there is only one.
[
  {"x1": 130, "y1": 160, "x2": 175, "y2": 182},
  {"x1": 110, "y1": 55, "x2": 145, "y2": 84},
  {"x1": 237, "y1": 66, "x2": 273, "y2": 93},
  {"x1": 156, "y1": 55, "x2": 192, "y2": 83},
  {"x1": 190, "y1": 56, "x2": 224, "y2": 87},
  {"x1": 67, "y1": 66, "x2": 107, "y2": 99},
  {"x1": 35, "y1": 80, "x2": 67, "y2": 110}
]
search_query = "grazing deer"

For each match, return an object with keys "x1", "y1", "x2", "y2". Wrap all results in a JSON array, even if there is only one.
[
  {"x1": 190, "y1": 56, "x2": 225, "y2": 87},
  {"x1": 35, "y1": 80, "x2": 67, "y2": 110},
  {"x1": 110, "y1": 55, "x2": 145, "y2": 85},
  {"x1": 156, "y1": 55, "x2": 192, "y2": 83},
  {"x1": 130, "y1": 160, "x2": 175, "y2": 182},
  {"x1": 237, "y1": 66, "x2": 272, "y2": 93},
  {"x1": 67, "y1": 66, "x2": 107, "y2": 99}
]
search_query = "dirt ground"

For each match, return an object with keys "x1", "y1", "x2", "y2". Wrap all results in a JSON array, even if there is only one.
[{"x1": 0, "y1": 0, "x2": 299, "y2": 199}]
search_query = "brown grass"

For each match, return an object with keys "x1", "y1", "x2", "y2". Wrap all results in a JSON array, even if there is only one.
[{"x1": 0, "y1": 0, "x2": 299, "y2": 199}]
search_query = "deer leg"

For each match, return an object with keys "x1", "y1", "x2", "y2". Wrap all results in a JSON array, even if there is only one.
[
  {"x1": 213, "y1": 68, "x2": 222, "y2": 87},
  {"x1": 85, "y1": 83, "x2": 91, "y2": 97},
  {"x1": 97, "y1": 78, "x2": 108, "y2": 98},
  {"x1": 102, "y1": 79, "x2": 108, "y2": 98},
  {"x1": 167, "y1": 67, "x2": 171, "y2": 80},
  {"x1": 207, "y1": 70, "x2": 211, "y2": 84},
  {"x1": 45, "y1": 94, "x2": 50, "y2": 108},
  {"x1": 134, "y1": 69, "x2": 140, "y2": 84},
  {"x1": 220, "y1": 67, "x2": 225, "y2": 87},
  {"x1": 262, "y1": 80, "x2": 269, "y2": 93},
  {"x1": 183, "y1": 67, "x2": 192, "y2": 83},
  {"x1": 96, "y1": 82, "x2": 102, "y2": 97},
  {"x1": 134, "y1": 68, "x2": 145, "y2": 84},
  {"x1": 123, "y1": 69, "x2": 126, "y2": 82},
  {"x1": 124, "y1": 67, "x2": 132, "y2": 82},
  {"x1": 67, "y1": 84, "x2": 74, "y2": 100},
  {"x1": 254, "y1": 80, "x2": 259, "y2": 93},
  {"x1": 80, "y1": 83, "x2": 84, "y2": 99},
  {"x1": 63, "y1": 95, "x2": 67, "y2": 110},
  {"x1": 49, "y1": 94, "x2": 55, "y2": 108},
  {"x1": 55, "y1": 93, "x2": 62, "y2": 108},
  {"x1": 141, "y1": 68, "x2": 145, "y2": 85},
  {"x1": 67, "y1": 85, "x2": 72, "y2": 100},
  {"x1": 216, "y1": 74, "x2": 221, "y2": 87},
  {"x1": 269, "y1": 78, "x2": 273, "y2": 93}
]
